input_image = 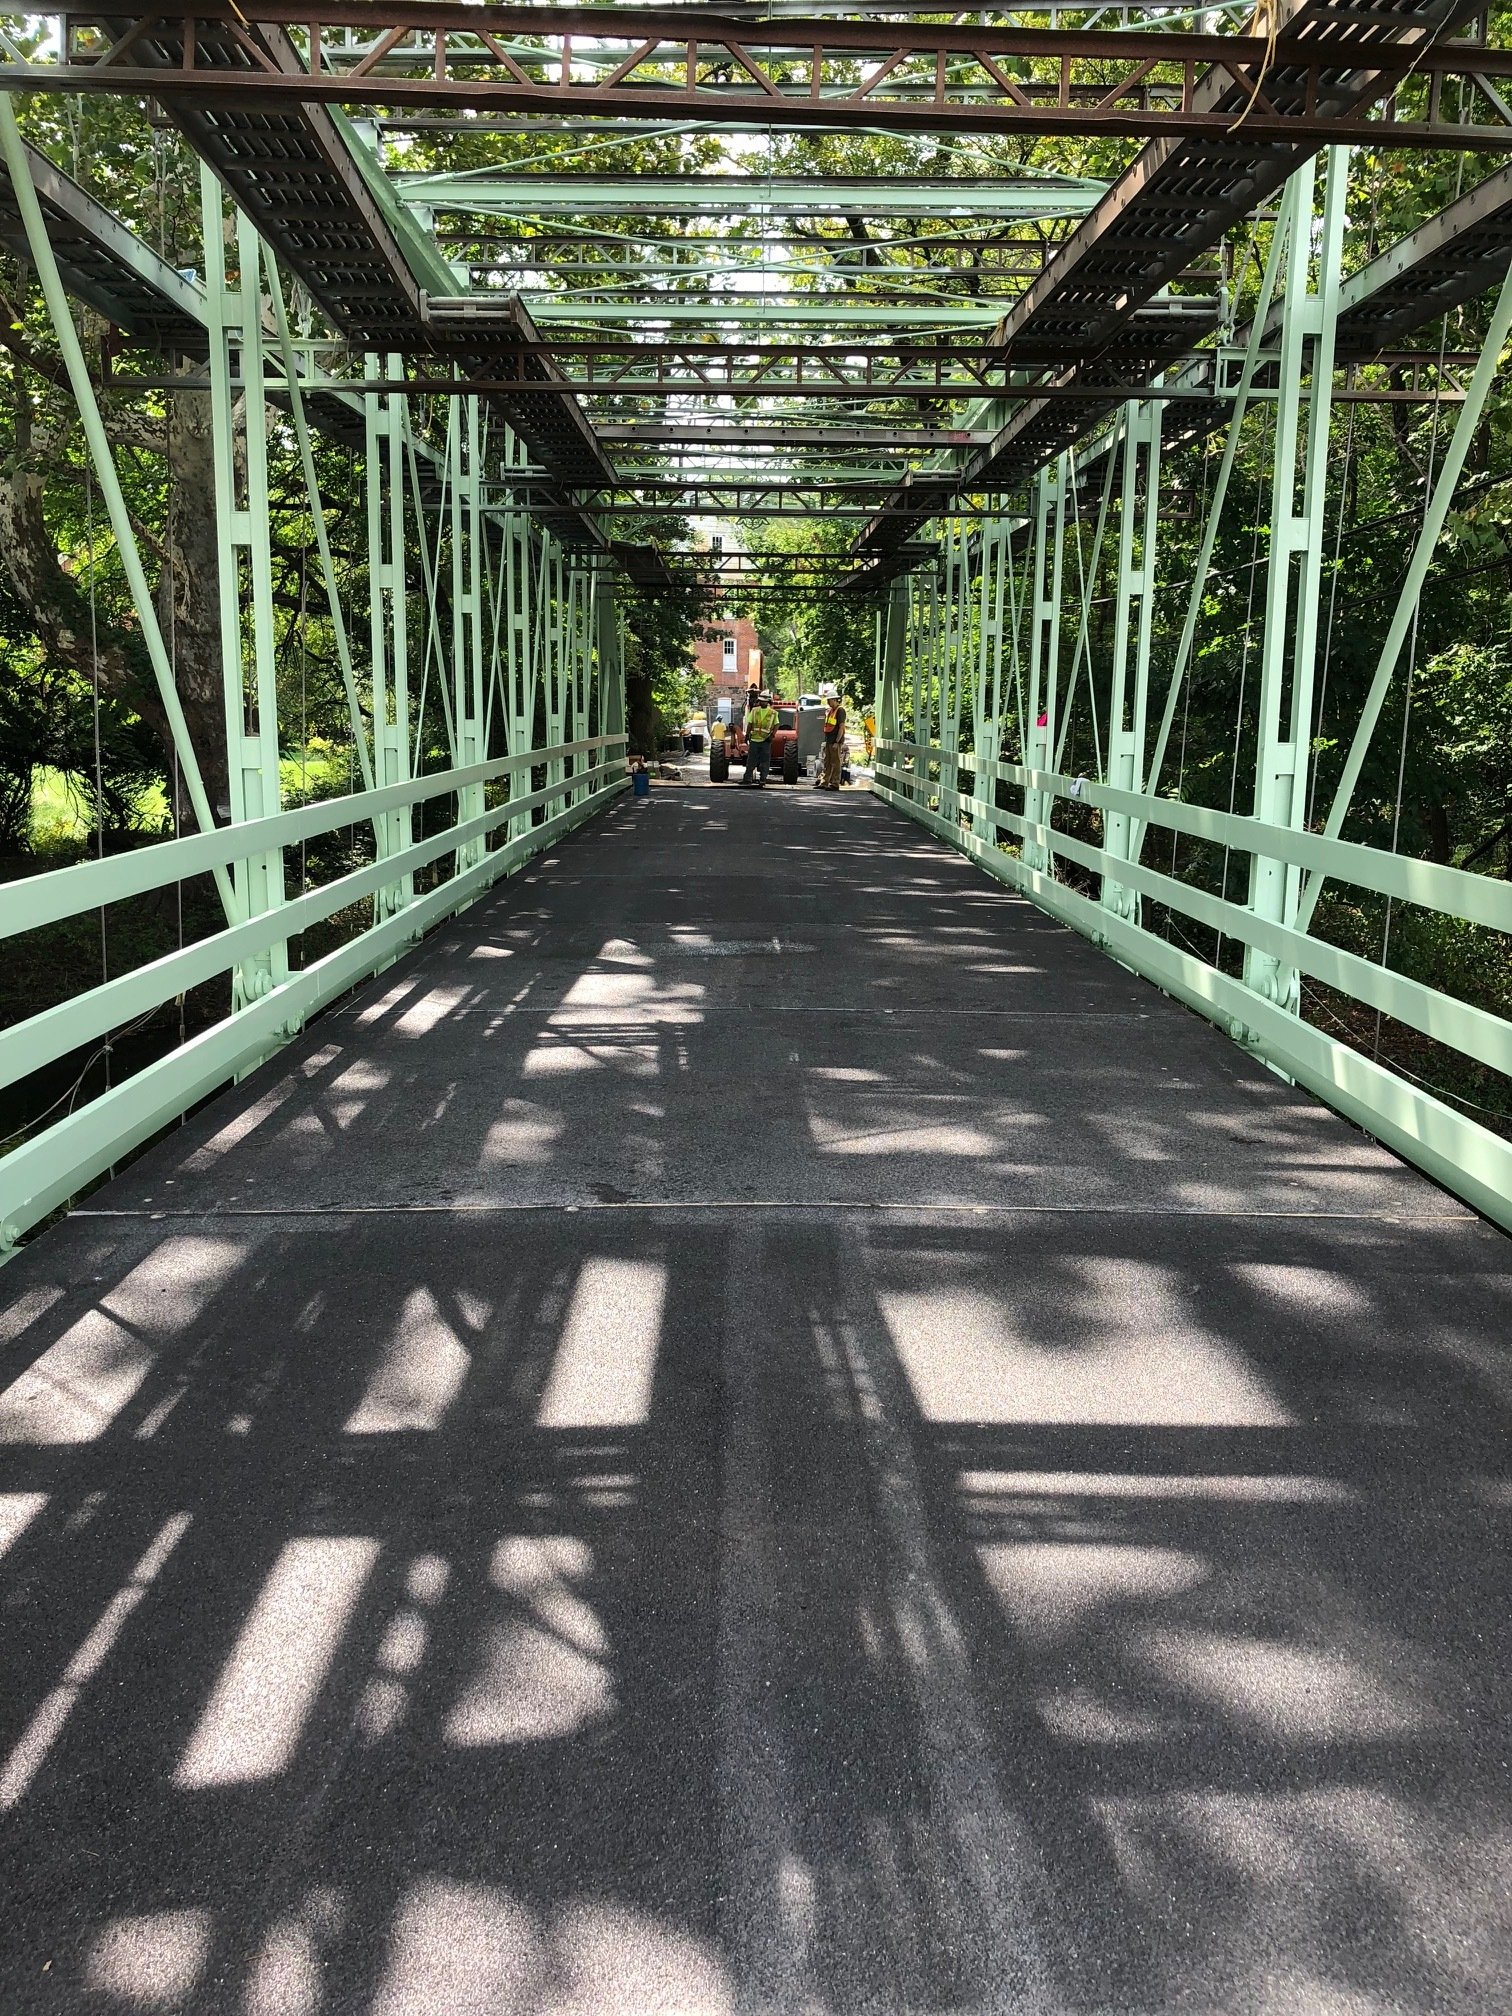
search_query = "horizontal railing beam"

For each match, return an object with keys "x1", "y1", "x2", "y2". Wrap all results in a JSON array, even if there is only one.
[
  {"x1": 876, "y1": 740, "x2": 1512, "y2": 933},
  {"x1": 0, "y1": 772, "x2": 628, "y2": 1249},
  {"x1": 1, "y1": 736, "x2": 625, "y2": 942},
  {"x1": 872, "y1": 775, "x2": 1512, "y2": 1237},
  {"x1": 873, "y1": 759, "x2": 1512, "y2": 1080},
  {"x1": 0, "y1": 762, "x2": 616, "y2": 1094}
]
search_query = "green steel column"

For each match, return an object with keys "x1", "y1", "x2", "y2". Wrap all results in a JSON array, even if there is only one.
[
  {"x1": 559, "y1": 555, "x2": 578, "y2": 802},
  {"x1": 1135, "y1": 172, "x2": 1301, "y2": 856},
  {"x1": 1243, "y1": 149, "x2": 1348, "y2": 1014},
  {"x1": 536, "y1": 532, "x2": 556, "y2": 794},
  {"x1": 568, "y1": 558, "x2": 593, "y2": 804},
  {"x1": 876, "y1": 576, "x2": 908, "y2": 769},
  {"x1": 502, "y1": 433, "x2": 537, "y2": 841},
  {"x1": 986, "y1": 516, "x2": 1011, "y2": 831},
  {"x1": 386, "y1": 358, "x2": 414, "y2": 901},
  {"x1": 1100, "y1": 395, "x2": 1163, "y2": 926},
  {"x1": 912, "y1": 570, "x2": 934, "y2": 807},
  {"x1": 1295, "y1": 250, "x2": 1512, "y2": 931},
  {"x1": 450, "y1": 392, "x2": 488, "y2": 874},
  {"x1": 595, "y1": 558, "x2": 625, "y2": 782},
  {"x1": 1024, "y1": 455, "x2": 1067, "y2": 872},
  {"x1": 872, "y1": 601, "x2": 884, "y2": 736},
  {"x1": 939, "y1": 519, "x2": 968, "y2": 827},
  {"x1": 971, "y1": 515, "x2": 1011, "y2": 842},
  {"x1": 203, "y1": 171, "x2": 289, "y2": 1013},
  {"x1": 363, "y1": 354, "x2": 416, "y2": 924}
]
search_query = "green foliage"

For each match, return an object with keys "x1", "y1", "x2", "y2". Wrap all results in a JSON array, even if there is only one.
[
  {"x1": 0, "y1": 577, "x2": 166, "y2": 854},
  {"x1": 732, "y1": 519, "x2": 875, "y2": 705},
  {"x1": 619, "y1": 580, "x2": 712, "y2": 752}
]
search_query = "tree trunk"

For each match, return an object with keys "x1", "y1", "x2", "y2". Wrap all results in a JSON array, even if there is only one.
[
  {"x1": 158, "y1": 388, "x2": 231, "y2": 823},
  {"x1": 625, "y1": 665, "x2": 656, "y2": 758},
  {"x1": 0, "y1": 381, "x2": 230, "y2": 825},
  {"x1": 1425, "y1": 798, "x2": 1451, "y2": 865}
]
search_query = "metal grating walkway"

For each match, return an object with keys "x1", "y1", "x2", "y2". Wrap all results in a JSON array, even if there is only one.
[{"x1": 1, "y1": 779, "x2": 1509, "y2": 2014}]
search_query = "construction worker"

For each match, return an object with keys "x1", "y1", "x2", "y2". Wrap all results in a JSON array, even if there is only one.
[
  {"x1": 744, "y1": 690, "x2": 777, "y2": 787},
  {"x1": 818, "y1": 690, "x2": 847, "y2": 790}
]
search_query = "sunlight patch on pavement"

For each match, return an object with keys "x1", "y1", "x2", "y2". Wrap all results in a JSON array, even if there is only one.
[
  {"x1": 175, "y1": 1536, "x2": 379, "y2": 1788},
  {"x1": 444, "y1": 1537, "x2": 611, "y2": 1747},
  {"x1": 878, "y1": 1275, "x2": 1294, "y2": 1427},
  {"x1": 537, "y1": 1257, "x2": 666, "y2": 1429},
  {"x1": 344, "y1": 1287, "x2": 471, "y2": 1434},
  {"x1": 0, "y1": 1236, "x2": 238, "y2": 1444},
  {"x1": 85, "y1": 1907, "x2": 215, "y2": 2010},
  {"x1": 1, "y1": 1514, "x2": 191, "y2": 1810}
]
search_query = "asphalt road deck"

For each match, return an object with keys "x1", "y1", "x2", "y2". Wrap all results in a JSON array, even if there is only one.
[{"x1": 2, "y1": 771, "x2": 1510, "y2": 2016}]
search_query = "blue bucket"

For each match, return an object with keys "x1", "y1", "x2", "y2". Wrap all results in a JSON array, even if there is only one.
[{"x1": 632, "y1": 769, "x2": 651, "y2": 798}]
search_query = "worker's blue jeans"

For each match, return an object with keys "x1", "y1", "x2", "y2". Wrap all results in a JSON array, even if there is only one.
[{"x1": 744, "y1": 739, "x2": 771, "y2": 784}]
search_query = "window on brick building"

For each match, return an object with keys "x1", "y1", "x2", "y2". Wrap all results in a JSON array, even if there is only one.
[{"x1": 722, "y1": 636, "x2": 737, "y2": 675}]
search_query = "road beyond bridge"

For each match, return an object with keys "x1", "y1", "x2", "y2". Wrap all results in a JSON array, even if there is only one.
[{"x1": 2, "y1": 779, "x2": 1509, "y2": 2015}]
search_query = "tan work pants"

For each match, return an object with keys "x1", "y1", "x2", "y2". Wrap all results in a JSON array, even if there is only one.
[{"x1": 819, "y1": 739, "x2": 844, "y2": 789}]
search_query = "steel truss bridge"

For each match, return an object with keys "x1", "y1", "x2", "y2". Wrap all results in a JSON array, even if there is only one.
[{"x1": 2, "y1": 4, "x2": 1512, "y2": 2011}]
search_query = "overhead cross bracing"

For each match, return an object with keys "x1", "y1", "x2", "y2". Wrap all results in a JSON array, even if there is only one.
[
  {"x1": 67, "y1": 8, "x2": 614, "y2": 536},
  {"x1": 5, "y1": 0, "x2": 1506, "y2": 587},
  {"x1": 0, "y1": 140, "x2": 209, "y2": 358},
  {"x1": 1083, "y1": 154, "x2": 1512, "y2": 472},
  {"x1": 855, "y1": 0, "x2": 1496, "y2": 565},
  {"x1": 28, "y1": 2, "x2": 1512, "y2": 145},
  {"x1": 0, "y1": 131, "x2": 592, "y2": 535}
]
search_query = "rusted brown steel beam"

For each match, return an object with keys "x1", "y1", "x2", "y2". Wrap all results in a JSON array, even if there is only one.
[
  {"x1": 102, "y1": 371, "x2": 1466, "y2": 407},
  {"x1": 54, "y1": 3, "x2": 1509, "y2": 73},
  {"x1": 29, "y1": 5, "x2": 1512, "y2": 144},
  {"x1": 147, "y1": 374, "x2": 1226, "y2": 397}
]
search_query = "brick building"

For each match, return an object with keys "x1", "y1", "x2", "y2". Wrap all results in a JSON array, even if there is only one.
[{"x1": 693, "y1": 614, "x2": 762, "y2": 716}]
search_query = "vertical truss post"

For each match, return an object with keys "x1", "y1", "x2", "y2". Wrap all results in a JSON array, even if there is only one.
[
  {"x1": 595, "y1": 556, "x2": 624, "y2": 781},
  {"x1": 971, "y1": 515, "x2": 1011, "y2": 842},
  {"x1": 1024, "y1": 454, "x2": 1067, "y2": 872},
  {"x1": 544, "y1": 535, "x2": 567, "y2": 801},
  {"x1": 1099, "y1": 395, "x2": 1163, "y2": 925},
  {"x1": 568, "y1": 556, "x2": 593, "y2": 804},
  {"x1": 938, "y1": 519, "x2": 968, "y2": 827},
  {"x1": 876, "y1": 575, "x2": 908, "y2": 776},
  {"x1": 202, "y1": 170, "x2": 288, "y2": 1015},
  {"x1": 1295, "y1": 249, "x2": 1512, "y2": 931},
  {"x1": 908, "y1": 571, "x2": 928, "y2": 806},
  {"x1": 363, "y1": 353, "x2": 415, "y2": 924},
  {"x1": 1243, "y1": 149, "x2": 1347, "y2": 1015},
  {"x1": 1135, "y1": 171, "x2": 1300, "y2": 855},
  {"x1": 450, "y1": 391, "x2": 488, "y2": 874},
  {"x1": 502, "y1": 434, "x2": 536, "y2": 840}
]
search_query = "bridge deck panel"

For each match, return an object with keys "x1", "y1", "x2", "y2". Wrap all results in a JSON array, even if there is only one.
[{"x1": 0, "y1": 781, "x2": 1508, "y2": 2014}]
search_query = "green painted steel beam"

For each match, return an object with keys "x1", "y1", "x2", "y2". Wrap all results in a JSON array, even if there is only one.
[
  {"x1": 509, "y1": 299, "x2": 1011, "y2": 327},
  {"x1": 392, "y1": 174, "x2": 1107, "y2": 219}
]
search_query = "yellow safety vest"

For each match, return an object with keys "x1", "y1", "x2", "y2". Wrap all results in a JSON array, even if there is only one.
[{"x1": 748, "y1": 706, "x2": 776, "y2": 741}]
